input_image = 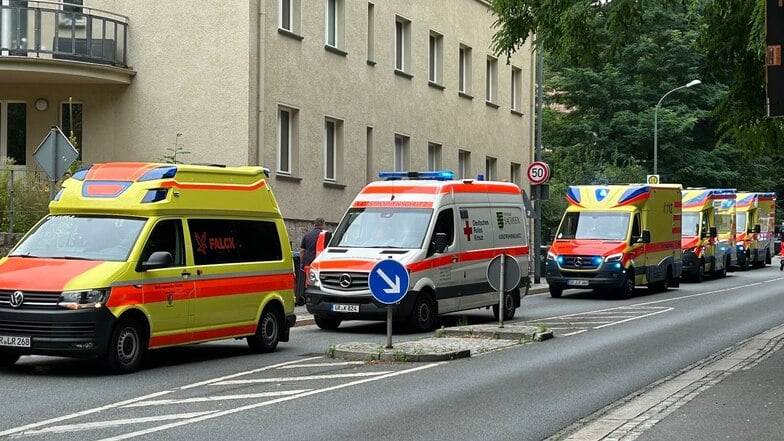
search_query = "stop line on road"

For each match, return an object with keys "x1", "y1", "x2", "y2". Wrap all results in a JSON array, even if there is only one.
[{"x1": 532, "y1": 305, "x2": 674, "y2": 336}]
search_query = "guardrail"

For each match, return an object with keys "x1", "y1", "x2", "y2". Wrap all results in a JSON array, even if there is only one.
[{"x1": 0, "y1": 1, "x2": 128, "y2": 67}]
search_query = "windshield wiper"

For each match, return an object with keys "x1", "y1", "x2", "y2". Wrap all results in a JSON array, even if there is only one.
[{"x1": 9, "y1": 253, "x2": 41, "y2": 258}]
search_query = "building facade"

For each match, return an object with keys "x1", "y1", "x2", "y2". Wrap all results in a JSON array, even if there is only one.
[{"x1": 0, "y1": 0, "x2": 535, "y2": 246}]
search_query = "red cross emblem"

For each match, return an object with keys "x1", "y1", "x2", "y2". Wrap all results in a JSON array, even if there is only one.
[{"x1": 463, "y1": 220, "x2": 473, "y2": 241}]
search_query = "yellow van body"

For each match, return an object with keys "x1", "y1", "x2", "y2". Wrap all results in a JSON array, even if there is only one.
[
  {"x1": 680, "y1": 189, "x2": 736, "y2": 280},
  {"x1": 734, "y1": 192, "x2": 777, "y2": 269},
  {"x1": 0, "y1": 162, "x2": 295, "y2": 373},
  {"x1": 546, "y1": 184, "x2": 682, "y2": 298}
]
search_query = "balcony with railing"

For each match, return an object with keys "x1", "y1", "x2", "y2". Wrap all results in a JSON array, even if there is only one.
[{"x1": 0, "y1": 1, "x2": 133, "y2": 84}]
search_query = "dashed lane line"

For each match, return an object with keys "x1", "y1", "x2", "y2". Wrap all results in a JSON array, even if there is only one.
[
  {"x1": 211, "y1": 371, "x2": 394, "y2": 386},
  {"x1": 16, "y1": 412, "x2": 218, "y2": 437},
  {"x1": 121, "y1": 390, "x2": 312, "y2": 408}
]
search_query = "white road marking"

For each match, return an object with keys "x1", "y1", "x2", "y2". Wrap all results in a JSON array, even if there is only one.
[
  {"x1": 563, "y1": 330, "x2": 589, "y2": 336},
  {"x1": 212, "y1": 371, "x2": 393, "y2": 385},
  {"x1": 180, "y1": 356, "x2": 322, "y2": 390},
  {"x1": 593, "y1": 307, "x2": 673, "y2": 329},
  {"x1": 97, "y1": 362, "x2": 444, "y2": 441},
  {"x1": 276, "y1": 361, "x2": 365, "y2": 369},
  {"x1": 122, "y1": 390, "x2": 312, "y2": 408},
  {"x1": 17, "y1": 412, "x2": 217, "y2": 436}
]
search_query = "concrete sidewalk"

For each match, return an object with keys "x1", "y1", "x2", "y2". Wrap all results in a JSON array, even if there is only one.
[{"x1": 553, "y1": 323, "x2": 784, "y2": 441}]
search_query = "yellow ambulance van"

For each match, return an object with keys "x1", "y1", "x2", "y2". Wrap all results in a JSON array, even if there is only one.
[
  {"x1": 680, "y1": 188, "x2": 736, "y2": 281},
  {"x1": 0, "y1": 162, "x2": 296, "y2": 373},
  {"x1": 304, "y1": 171, "x2": 531, "y2": 332},
  {"x1": 734, "y1": 192, "x2": 777, "y2": 269},
  {"x1": 546, "y1": 184, "x2": 682, "y2": 299}
]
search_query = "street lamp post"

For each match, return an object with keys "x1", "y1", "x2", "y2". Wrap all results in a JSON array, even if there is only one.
[{"x1": 653, "y1": 79, "x2": 701, "y2": 175}]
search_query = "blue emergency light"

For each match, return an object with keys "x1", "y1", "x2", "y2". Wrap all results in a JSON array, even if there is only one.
[
  {"x1": 379, "y1": 170, "x2": 455, "y2": 181},
  {"x1": 139, "y1": 166, "x2": 178, "y2": 181}
]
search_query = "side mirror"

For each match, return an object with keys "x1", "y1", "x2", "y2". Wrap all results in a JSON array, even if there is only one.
[
  {"x1": 642, "y1": 230, "x2": 651, "y2": 244},
  {"x1": 754, "y1": 224, "x2": 761, "y2": 234},
  {"x1": 137, "y1": 251, "x2": 173, "y2": 272},
  {"x1": 433, "y1": 232, "x2": 448, "y2": 254},
  {"x1": 709, "y1": 226, "x2": 718, "y2": 238}
]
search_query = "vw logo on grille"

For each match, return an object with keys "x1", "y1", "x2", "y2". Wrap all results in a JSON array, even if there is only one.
[
  {"x1": 574, "y1": 257, "x2": 583, "y2": 268},
  {"x1": 10, "y1": 291, "x2": 24, "y2": 308},
  {"x1": 338, "y1": 273, "x2": 353, "y2": 288}
]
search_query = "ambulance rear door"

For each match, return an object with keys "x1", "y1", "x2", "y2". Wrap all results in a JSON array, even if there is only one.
[{"x1": 456, "y1": 206, "x2": 495, "y2": 309}]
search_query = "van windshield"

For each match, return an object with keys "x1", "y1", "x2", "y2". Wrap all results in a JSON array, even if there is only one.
[
  {"x1": 557, "y1": 211, "x2": 630, "y2": 241},
  {"x1": 10, "y1": 215, "x2": 146, "y2": 262},
  {"x1": 682, "y1": 212, "x2": 700, "y2": 236},
  {"x1": 331, "y1": 208, "x2": 432, "y2": 248}
]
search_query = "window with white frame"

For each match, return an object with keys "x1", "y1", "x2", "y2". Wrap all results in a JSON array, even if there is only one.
[
  {"x1": 427, "y1": 142, "x2": 442, "y2": 171},
  {"x1": 485, "y1": 156, "x2": 497, "y2": 181},
  {"x1": 367, "y1": 3, "x2": 375, "y2": 63},
  {"x1": 457, "y1": 149, "x2": 470, "y2": 179},
  {"x1": 510, "y1": 162, "x2": 521, "y2": 186},
  {"x1": 60, "y1": 100, "x2": 82, "y2": 160},
  {"x1": 1, "y1": 101, "x2": 27, "y2": 165},
  {"x1": 429, "y1": 31, "x2": 443, "y2": 84},
  {"x1": 280, "y1": 0, "x2": 301, "y2": 34},
  {"x1": 326, "y1": 0, "x2": 345, "y2": 50},
  {"x1": 394, "y1": 134, "x2": 409, "y2": 171},
  {"x1": 59, "y1": 0, "x2": 85, "y2": 27},
  {"x1": 277, "y1": 106, "x2": 299, "y2": 175},
  {"x1": 324, "y1": 117, "x2": 343, "y2": 181},
  {"x1": 486, "y1": 56, "x2": 498, "y2": 104},
  {"x1": 458, "y1": 44, "x2": 472, "y2": 95},
  {"x1": 395, "y1": 16, "x2": 411, "y2": 73},
  {"x1": 511, "y1": 66, "x2": 522, "y2": 112}
]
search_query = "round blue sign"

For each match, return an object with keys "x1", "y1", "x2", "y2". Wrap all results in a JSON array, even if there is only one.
[{"x1": 368, "y1": 259, "x2": 410, "y2": 305}]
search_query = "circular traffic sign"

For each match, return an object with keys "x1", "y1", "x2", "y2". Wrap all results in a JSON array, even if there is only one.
[
  {"x1": 369, "y1": 259, "x2": 410, "y2": 305},
  {"x1": 486, "y1": 254, "x2": 521, "y2": 292},
  {"x1": 526, "y1": 161, "x2": 550, "y2": 184}
]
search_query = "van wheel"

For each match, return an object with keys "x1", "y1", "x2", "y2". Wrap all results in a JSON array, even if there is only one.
[
  {"x1": 0, "y1": 352, "x2": 20, "y2": 368},
  {"x1": 407, "y1": 293, "x2": 436, "y2": 332},
  {"x1": 314, "y1": 315, "x2": 342, "y2": 330},
  {"x1": 694, "y1": 261, "x2": 705, "y2": 282},
  {"x1": 247, "y1": 306, "x2": 282, "y2": 353},
  {"x1": 492, "y1": 290, "x2": 517, "y2": 321},
  {"x1": 103, "y1": 317, "x2": 147, "y2": 374},
  {"x1": 549, "y1": 287, "x2": 563, "y2": 298},
  {"x1": 765, "y1": 249, "x2": 772, "y2": 265},
  {"x1": 713, "y1": 256, "x2": 728, "y2": 278},
  {"x1": 739, "y1": 254, "x2": 749, "y2": 271},
  {"x1": 617, "y1": 273, "x2": 634, "y2": 299},
  {"x1": 651, "y1": 267, "x2": 671, "y2": 293}
]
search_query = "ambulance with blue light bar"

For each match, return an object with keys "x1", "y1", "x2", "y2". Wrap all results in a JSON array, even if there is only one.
[
  {"x1": 680, "y1": 189, "x2": 736, "y2": 281},
  {"x1": 734, "y1": 192, "x2": 777, "y2": 269},
  {"x1": 545, "y1": 184, "x2": 682, "y2": 298},
  {"x1": 305, "y1": 171, "x2": 531, "y2": 332},
  {"x1": 0, "y1": 162, "x2": 296, "y2": 373}
]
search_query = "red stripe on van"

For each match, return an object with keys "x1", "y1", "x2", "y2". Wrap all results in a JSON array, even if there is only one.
[
  {"x1": 407, "y1": 246, "x2": 530, "y2": 273},
  {"x1": 194, "y1": 274, "x2": 293, "y2": 299},
  {"x1": 149, "y1": 324, "x2": 257, "y2": 348},
  {"x1": 106, "y1": 285, "x2": 144, "y2": 307},
  {"x1": 352, "y1": 201, "x2": 434, "y2": 208},
  {"x1": 161, "y1": 180, "x2": 266, "y2": 192},
  {"x1": 645, "y1": 241, "x2": 681, "y2": 252},
  {"x1": 440, "y1": 182, "x2": 521, "y2": 195}
]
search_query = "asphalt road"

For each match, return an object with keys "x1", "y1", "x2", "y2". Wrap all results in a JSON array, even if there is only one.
[{"x1": 1, "y1": 266, "x2": 783, "y2": 441}]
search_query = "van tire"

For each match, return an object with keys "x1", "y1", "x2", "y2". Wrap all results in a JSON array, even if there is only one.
[
  {"x1": 0, "y1": 352, "x2": 20, "y2": 367},
  {"x1": 549, "y1": 287, "x2": 563, "y2": 298},
  {"x1": 407, "y1": 293, "x2": 436, "y2": 332},
  {"x1": 765, "y1": 249, "x2": 772, "y2": 265},
  {"x1": 651, "y1": 267, "x2": 671, "y2": 293},
  {"x1": 247, "y1": 306, "x2": 282, "y2": 353},
  {"x1": 617, "y1": 273, "x2": 634, "y2": 299},
  {"x1": 314, "y1": 315, "x2": 342, "y2": 330},
  {"x1": 492, "y1": 290, "x2": 517, "y2": 321},
  {"x1": 103, "y1": 317, "x2": 147, "y2": 374},
  {"x1": 694, "y1": 261, "x2": 705, "y2": 282}
]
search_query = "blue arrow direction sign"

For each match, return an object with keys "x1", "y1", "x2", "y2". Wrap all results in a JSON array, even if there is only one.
[{"x1": 369, "y1": 259, "x2": 410, "y2": 305}]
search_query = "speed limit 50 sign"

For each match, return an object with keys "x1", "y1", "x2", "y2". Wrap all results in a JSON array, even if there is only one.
[{"x1": 526, "y1": 161, "x2": 550, "y2": 184}]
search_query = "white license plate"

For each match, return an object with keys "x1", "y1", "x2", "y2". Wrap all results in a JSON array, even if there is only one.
[
  {"x1": 0, "y1": 335, "x2": 30, "y2": 348},
  {"x1": 332, "y1": 304, "x2": 359, "y2": 313},
  {"x1": 567, "y1": 279, "x2": 589, "y2": 286}
]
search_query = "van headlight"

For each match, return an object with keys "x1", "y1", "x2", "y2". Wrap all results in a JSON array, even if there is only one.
[
  {"x1": 605, "y1": 253, "x2": 623, "y2": 263},
  {"x1": 58, "y1": 289, "x2": 109, "y2": 309},
  {"x1": 308, "y1": 268, "x2": 320, "y2": 287}
]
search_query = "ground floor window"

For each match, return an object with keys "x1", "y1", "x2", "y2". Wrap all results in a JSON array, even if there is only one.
[{"x1": 1, "y1": 101, "x2": 27, "y2": 165}]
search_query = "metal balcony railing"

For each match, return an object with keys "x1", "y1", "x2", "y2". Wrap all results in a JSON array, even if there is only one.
[{"x1": 0, "y1": 1, "x2": 128, "y2": 68}]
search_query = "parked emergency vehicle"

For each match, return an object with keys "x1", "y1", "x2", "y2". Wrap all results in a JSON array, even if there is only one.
[
  {"x1": 305, "y1": 171, "x2": 531, "y2": 332},
  {"x1": 546, "y1": 184, "x2": 682, "y2": 298},
  {"x1": 680, "y1": 188, "x2": 736, "y2": 281},
  {"x1": 0, "y1": 162, "x2": 296, "y2": 373},
  {"x1": 734, "y1": 192, "x2": 777, "y2": 269}
]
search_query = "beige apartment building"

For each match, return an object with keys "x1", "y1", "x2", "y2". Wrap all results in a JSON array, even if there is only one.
[{"x1": 0, "y1": 0, "x2": 535, "y2": 245}]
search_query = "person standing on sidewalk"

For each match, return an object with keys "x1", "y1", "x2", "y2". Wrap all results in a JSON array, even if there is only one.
[{"x1": 297, "y1": 217, "x2": 326, "y2": 305}]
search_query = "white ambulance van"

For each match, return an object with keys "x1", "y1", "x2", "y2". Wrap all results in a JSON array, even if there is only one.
[{"x1": 305, "y1": 171, "x2": 531, "y2": 332}]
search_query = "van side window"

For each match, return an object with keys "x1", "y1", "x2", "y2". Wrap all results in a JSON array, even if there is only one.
[
  {"x1": 188, "y1": 219, "x2": 283, "y2": 265},
  {"x1": 631, "y1": 213, "x2": 641, "y2": 241},
  {"x1": 428, "y1": 208, "x2": 454, "y2": 256},
  {"x1": 141, "y1": 219, "x2": 185, "y2": 266}
]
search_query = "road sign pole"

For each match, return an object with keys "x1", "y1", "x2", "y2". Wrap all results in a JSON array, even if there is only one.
[
  {"x1": 499, "y1": 254, "x2": 505, "y2": 328},
  {"x1": 386, "y1": 306, "x2": 393, "y2": 349}
]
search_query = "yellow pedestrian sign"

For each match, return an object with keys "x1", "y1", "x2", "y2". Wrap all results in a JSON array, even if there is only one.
[{"x1": 647, "y1": 174, "x2": 660, "y2": 185}]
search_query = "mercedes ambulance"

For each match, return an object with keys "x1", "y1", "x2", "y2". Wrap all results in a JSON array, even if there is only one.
[
  {"x1": 0, "y1": 162, "x2": 296, "y2": 373},
  {"x1": 734, "y1": 191, "x2": 777, "y2": 269},
  {"x1": 545, "y1": 184, "x2": 682, "y2": 298},
  {"x1": 304, "y1": 171, "x2": 531, "y2": 332},
  {"x1": 680, "y1": 188, "x2": 736, "y2": 281}
]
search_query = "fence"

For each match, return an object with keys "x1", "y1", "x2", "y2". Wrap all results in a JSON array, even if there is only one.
[{"x1": 0, "y1": 167, "x2": 52, "y2": 234}]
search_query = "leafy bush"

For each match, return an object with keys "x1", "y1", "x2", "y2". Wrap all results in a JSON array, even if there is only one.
[{"x1": 0, "y1": 168, "x2": 52, "y2": 233}]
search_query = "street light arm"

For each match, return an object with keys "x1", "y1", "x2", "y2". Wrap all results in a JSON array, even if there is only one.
[{"x1": 653, "y1": 80, "x2": 701, "y2": 175}]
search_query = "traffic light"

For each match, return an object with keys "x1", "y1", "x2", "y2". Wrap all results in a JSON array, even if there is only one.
[{"x1": 767, "y1": 0, "x2": 784, "y2": 117}]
